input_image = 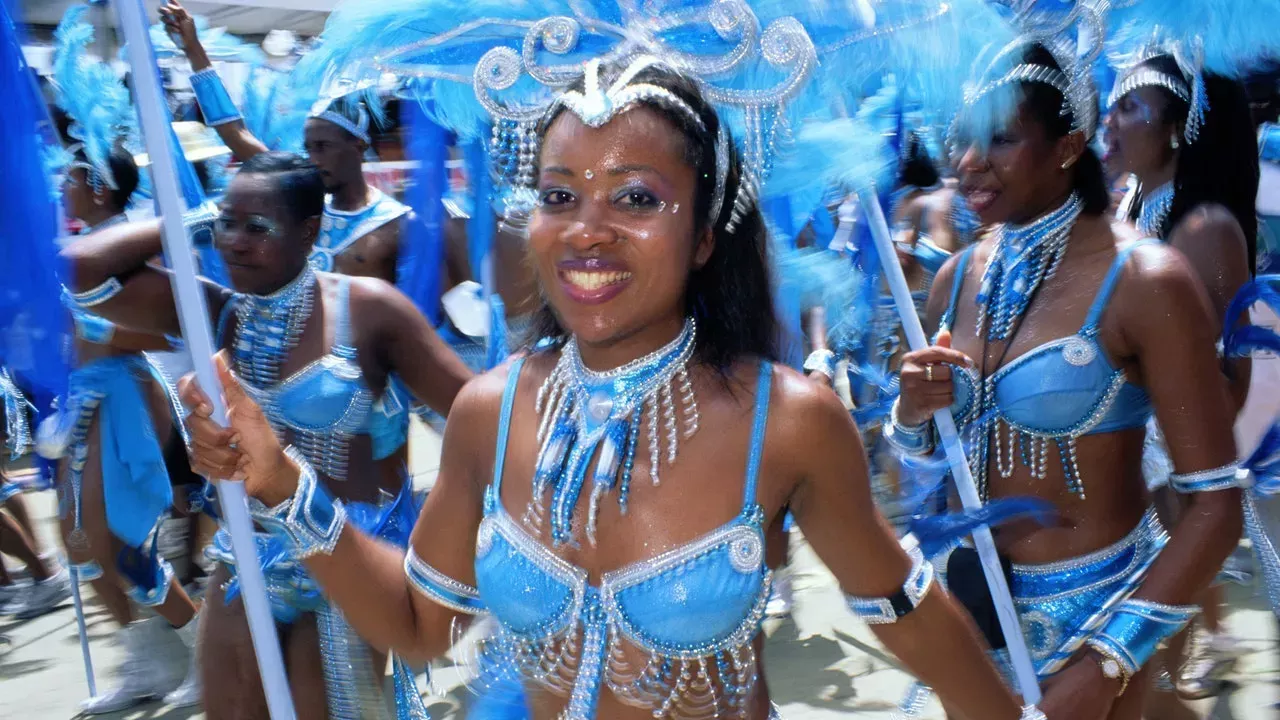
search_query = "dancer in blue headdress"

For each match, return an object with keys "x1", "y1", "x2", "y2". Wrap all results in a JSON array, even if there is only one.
[
  {"x1": 1101, "y1": 0, "x2": 1278, "y2": 703},
  {"x1": 43, "y1": 6, "x2": 205, "y2": 713},
  {"x1": 161, "y1": 1, "x2": 408, "y2": 287},
  {"x1": 64, "y1": 145, "x2": 474, "y2": 716},
  {"x1": 891, "y1": 2, "x2": 1246, "y2": 717},
  {"x1": 174, "y1": 2, "x2": 1077, "y2": 719}
]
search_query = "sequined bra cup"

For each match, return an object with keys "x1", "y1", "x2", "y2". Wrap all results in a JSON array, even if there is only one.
[
  {"x1": 471, "y1": 357, "x2": 775, "y2": 719},
  {"x1": 216, "y1": 277, "x2": 408, "y2": 480},
  {"x1": 938, "y1": 240, "x2": 1154, "y2": 496}
]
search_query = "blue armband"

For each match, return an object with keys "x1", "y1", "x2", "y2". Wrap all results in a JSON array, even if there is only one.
[
  {"x1": 190, "y1": 68, "x2": 242, "y2": 127},
  {"x1": 845, "y1": 534, "x2": 935, "y2": 624},
  {"x1": 1169, "y1": 462, "x2": 1242, "y2": 494},
  {"x1": 404, "y1": 548, "x2": 486, "y2": 615}
]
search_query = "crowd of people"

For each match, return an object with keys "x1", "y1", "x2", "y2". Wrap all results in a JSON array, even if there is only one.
[{"x1": 2, "y1": 1, "x2": 1280, "y2": 719}]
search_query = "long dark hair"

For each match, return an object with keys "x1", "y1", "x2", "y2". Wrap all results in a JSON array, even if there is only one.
[
  {"x1": 1122, "y1": 57, "x2": 1260, "y2": 272},
  {"x1": 1018, "y1": 43, "x2": 1111, "y2": 216},
  {"x1": 526, "y1": 59, "x2": 778, "y2": 370}
]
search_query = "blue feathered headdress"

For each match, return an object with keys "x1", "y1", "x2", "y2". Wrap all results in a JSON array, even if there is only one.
[
  {"x1": 1104, "y1": 0, "x2": 1280, "y2": 143},
  {"x1": 291, "y1": 0, "x2": 1013, "y2": 196},
  {"x1": 51, "y1": 6, "x2": 138, "y2": 190}
]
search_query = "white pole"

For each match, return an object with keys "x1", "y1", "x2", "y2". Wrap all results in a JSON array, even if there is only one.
[
  {"x1": 112, "y1": 2, "x2": 297, "y2": 717},
  {"x1": 68, "y1": 566, "x2": 98, "y2": 698},
  {"x1": 858, "y1": 186, "x2": 1043, "y2": 704}
]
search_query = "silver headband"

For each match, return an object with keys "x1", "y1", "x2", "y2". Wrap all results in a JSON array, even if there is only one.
[
  {"x1": 1107, "y1": 44, "x2": 1207, "y2": 144},
  {"x1": 544, "y1": 55, "x2": 734, "y2": 230},
  {"x1": 310, "y1": 105, "x2": 371, "y2": 144}
]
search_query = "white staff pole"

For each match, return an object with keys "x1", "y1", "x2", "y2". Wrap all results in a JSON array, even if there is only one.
[
  {"x1": 67, "y1": 566, "x2": 98, "y2": 698},
  {"x1": 857, "y1": 185, "x2": 1042, "y2": 703},
  {"x1": 113, "y1": 2, "x2": 297, "y2": 716}
]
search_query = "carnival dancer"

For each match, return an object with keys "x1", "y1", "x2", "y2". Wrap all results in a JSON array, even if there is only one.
[
  {"x1": 45, "y1": 8, "x2": 208, "y2": 712},
  {"x1": 171, "y1": 24, "x2": 1088, "y2": 714},
  {"x1": 1103, "y1": 5, "x2": 1270, "y2": 703},
  {"x1": 163, "y1": 0, "x2": 540, "y2": 378},
  {"x1": 892, "y1": 22, "x2": 1244, "y2": 716},
  {"x1": 62, "y1": 149, "x2": 472, "y2": 718},
  {"x1": 160, "y1": 1, "x2": 409, "y2": 286}
]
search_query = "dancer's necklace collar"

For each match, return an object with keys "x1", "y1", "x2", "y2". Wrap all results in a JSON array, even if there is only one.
[
  {"x1": 975, "y1": 192, "x2": 1083, "y2": 341},
  {"x1": 531, "y1": 318, "x2": 700, "y2": 545},
  {"x1": 1137, "y1": 182, "x2": 1174, "y2": 237}
]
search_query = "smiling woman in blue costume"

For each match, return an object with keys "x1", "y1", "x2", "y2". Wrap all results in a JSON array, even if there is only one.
[
  {"x1": 890, "y1": 9, "x2": 1244, "y2": 717},
  {"x1": 61, "y1": 149, "x2": 473, "y2": 716},
  {"x1": 44, "y1": 8, "x2": 207, "y2": 714},
  {"x1": 169, "y1": 24, "x2": 1104, "y2": 714}
]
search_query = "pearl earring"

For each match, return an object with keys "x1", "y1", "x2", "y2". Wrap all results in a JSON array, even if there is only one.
[{"x1": 1170, "y1": 134, "x2": 1180, "y2": 150}]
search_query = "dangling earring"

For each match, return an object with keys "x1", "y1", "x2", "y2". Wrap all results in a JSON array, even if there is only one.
[
  {"x1": 1170, "y1": 134, "x2": 1180, "y2": 150},
  {"x1": 1060, "y1": 157, "x2": 1076, "y2": 171}
]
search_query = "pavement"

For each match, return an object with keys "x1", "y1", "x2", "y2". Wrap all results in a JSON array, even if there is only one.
[{"x1": 2, "y1": 421, "x2": 1278, "y2": 719}]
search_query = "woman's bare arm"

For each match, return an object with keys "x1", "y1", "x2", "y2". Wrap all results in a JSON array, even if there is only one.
[
  {"x1": 1117, "y1": 244, "x2": 1244, "y2": 605},
  {"x1": 1166, "y1": 205, "x2": 1252, "y2": 409},
  {"x1": 351, "y1": 277, "x2": 474, "y2": 416},
  {"x1": 777, "y1": 367, "x2": 1022, "y2": 720},
  {"x1": 180, "y1": 360, "x2": 507, "y2": 665},
  {"x1": 61, "y1": 219, "x2": 230, "y2": 338}
]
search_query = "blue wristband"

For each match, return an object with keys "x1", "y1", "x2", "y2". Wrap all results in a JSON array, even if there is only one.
[
  {"x1": 190, "y1": 68, "x2": 242, "y2": 127},
  {"x1": 249, "y1": 447, "x2": 347, "y2": 558},
  {"x1": 1089, "y1": 599, "x2": 1198, "y2": 675}
]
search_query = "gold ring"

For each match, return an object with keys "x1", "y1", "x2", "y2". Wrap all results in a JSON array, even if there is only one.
[{"x1": 925, "y1": 364, "x2": 934, "y2": 382}]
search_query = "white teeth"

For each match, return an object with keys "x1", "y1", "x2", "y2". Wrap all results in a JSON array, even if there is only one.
[{"x1": 563, "y1": 270, "x2": 633, "y2": 292}]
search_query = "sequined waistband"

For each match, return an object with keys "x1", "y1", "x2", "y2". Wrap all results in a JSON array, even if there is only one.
[{"x1": 1009, "y1": 508, "x2": 1165, "y2": 601}]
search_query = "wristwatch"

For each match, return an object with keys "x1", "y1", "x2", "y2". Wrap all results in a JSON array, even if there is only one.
[{"x1": 1086, "y1": 643, "x2": 1131, "y2": 696}]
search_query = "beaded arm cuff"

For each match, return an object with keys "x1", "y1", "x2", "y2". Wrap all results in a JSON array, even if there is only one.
[
  {"x1": 1169, "y1": 463, "x2": 1242, "y2": 494},
  {"x1": 189, "y1": 68, "x2": 243, "y2": 126},
  {"x1": 1088, "y1": 599, "x2": 1198, "y2": 676},
  {"x1": 845, "y1": 534, "x2": 935, "y2": 624},
  {"x1": 66, "y1": 278, "x2": 124, "y2": 308},
  {"x1": 248, "y1": 447, "x2": 347, "y2": 559},
  {"x1": 883, "y1": 399, "x2": 934, "y2": 455},
  {"x1": 404, "y1": 548, "x2": 486, "y2": 615}
]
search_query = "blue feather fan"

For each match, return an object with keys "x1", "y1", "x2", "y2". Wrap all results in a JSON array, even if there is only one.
[{"x1": 0, "y1": 0, "x2": 69, "y2": 399}]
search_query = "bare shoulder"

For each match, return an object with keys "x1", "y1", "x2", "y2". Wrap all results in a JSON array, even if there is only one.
[
  {"x1": 1113, "y1": 241, "x2": 1212, "y2": 328},
  {"x1": 765, "y1": 362, "x2": 857, "y2": 451},
  {"x1": 1167, "y1": 203, "x2": 1249, "y2": 271},
  {"x1": 343, "y1": 273, "x2": 415, "y2": 317}
]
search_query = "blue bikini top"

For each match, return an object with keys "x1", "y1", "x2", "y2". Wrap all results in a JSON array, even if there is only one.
[
  {"x1": 472, "y1": 356, "x2": 773, "y2": 715},
  {"x1": 939, "y1": 241, "x2": 1153, "y2": 438},
  {"x1": 217, "y1": 277, "x2": 408, "y2": 462}
]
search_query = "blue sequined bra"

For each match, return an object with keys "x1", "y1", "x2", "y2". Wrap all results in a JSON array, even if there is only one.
[
  {"x1": 217, "y1": 277, "x2": 408, "y2": 480},
  {"x1": 466, "y1": 357, "x2": 774, "y2": 719},
  {"x1": 938, "y1": 240, "x2": 1154, "y2": 497}
]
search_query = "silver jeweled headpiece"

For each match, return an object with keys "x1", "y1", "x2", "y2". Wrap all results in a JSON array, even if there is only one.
[
  {"x1": 1107, "y1": 34, "x2": 1208, "y2": 144},
  {"x1": 954, "y1": 0, "x2": 1103, "y2": 144}
]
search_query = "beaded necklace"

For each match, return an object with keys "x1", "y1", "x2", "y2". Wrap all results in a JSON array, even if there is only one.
[
  {"x1": 231, "y1": 265, "x2": 316, "y2": 387},
  {"x1": 1137, "y1": 182, "x2": 1174, "y2": 237},
  {"x1": 974, "y1": 193, "x2": 1082, "y2": 341},
  {"x1": 531, "y1": 318, "x2": 699, "y2": 545}
]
